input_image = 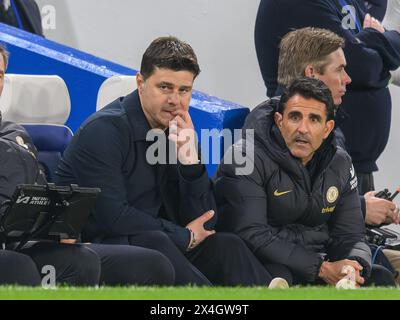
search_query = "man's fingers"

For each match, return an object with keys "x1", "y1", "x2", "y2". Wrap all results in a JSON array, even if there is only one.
[
  {"x1": 172, "y1": 110, "x2": 194, "y2": 128},
  {"x1": 169, "y1": 120, "x2": 178, "y2": 134},
  {"x1": 198, "y1": 210, "x2": 215, "y2": 223},
  {"x1": 346, "y1": 260, "x2": 363, "y2": 272},
  {"x1": 363, "y1": 13, "x2": 371, "y2": 27},
  {"x1": 207, "y1": 230, "x2": 216, "y2": 236},
  {"x1": 389, "y1": 205, "x2": 400, "y2": 224},
  {"x1": 364, "y1": 191, "x2": 376, "y2": 198},
  {"x1": 173, "y1": 115, "x2": 186, "y2": 128},
  {"x1": 355, "y1": 274, "x2": 365, "y2": 285},
  {"x1": 168, "y1": 133, "x2": 178, "y2": 143},
  {"x1": 172, "y1": 110, "x2": 191, "y2": 123}
]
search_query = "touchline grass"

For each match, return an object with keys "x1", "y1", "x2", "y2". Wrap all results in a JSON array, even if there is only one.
[{"x1": 0, "y1": 286, "x2": 400, "y2": 300}]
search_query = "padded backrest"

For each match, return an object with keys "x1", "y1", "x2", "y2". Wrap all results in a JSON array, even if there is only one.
[
  {"x1": 22, "y1": 124, "x2": 73, "y2": 182},
  {"x1": 96, "y1": 75, "x2": 137, "y2": 111},
  {"x1": 0, "y1": 74, "x2": 71, "y2": 124}
]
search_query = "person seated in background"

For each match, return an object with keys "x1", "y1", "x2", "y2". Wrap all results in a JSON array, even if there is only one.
[
  {"x1": 215, "y1": 77, "x2": 377, "y2": 287},
  {"x1": 0, "y1": 0, "x2": 43, "y2": 36},
  {"x1": 55, "y1": 36, "x2": 279, "y2": 287},
  {"x1": 255, "y1": 0, "x2": 400, "y2": 196},
  {"x1": 0, "y1": 44, "x2": 175, "y2": 287}
]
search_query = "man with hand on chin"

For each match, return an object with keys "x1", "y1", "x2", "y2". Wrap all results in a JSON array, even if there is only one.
[{"x1": 56, "y1": 36, "x2": 275, "y2": 286}]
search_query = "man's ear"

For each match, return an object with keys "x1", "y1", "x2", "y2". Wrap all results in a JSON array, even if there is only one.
[
  {"x1": 324, "y1": 119, "x2": 335, "y2": 139},
  {"x1": 274, "y1": 111, "x2": 283, "y2": 128},
  {"x1": 304, "y1": 64, "x2": 315, "y2": 78},
  {"x1": 136, "y1": 73, "x2": 144, "y2": 94}
]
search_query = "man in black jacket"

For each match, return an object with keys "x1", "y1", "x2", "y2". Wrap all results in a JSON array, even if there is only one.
[
  {"x1": 0, "y1": 0, "x2": 43, "y2": 36},
  {"x1": 216, "y1": 78, "x2": 373, "y2": 286},
  {"x1": 56, "y1": 36, "x2": 274, "y2": 286}
]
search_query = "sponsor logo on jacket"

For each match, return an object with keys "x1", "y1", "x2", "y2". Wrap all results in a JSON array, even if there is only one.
[
  {"x1": 273, "y1": 189, "x2": 292, "y2": 197},
  {"x1": 326, "y1": 186, "x2": 339, "y2": 203},
  {"x1": 322, "y1": 206, "x2": 336, "y2": 214},
  {"x1": 349, "y1": 164, "x2": 357, "y2": 190}
]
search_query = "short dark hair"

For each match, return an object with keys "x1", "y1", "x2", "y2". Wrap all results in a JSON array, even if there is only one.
[
  {"x1": 278, "y1": 77, "x2": 335, "y2": 121},
  {"x1": 140, "y1": 36, "x2": 200, "y2": 80}
]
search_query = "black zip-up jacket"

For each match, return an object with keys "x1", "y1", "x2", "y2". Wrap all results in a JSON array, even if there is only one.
[
  {"x1": 215, "y1": 99, "x2": 371, "y2": 282},
  {"x1": 0, "y1": 120, "x2": 46, "y2": 205},
  {"x1": 55, "y1": 90, "x2": 217, "y2": 252}
]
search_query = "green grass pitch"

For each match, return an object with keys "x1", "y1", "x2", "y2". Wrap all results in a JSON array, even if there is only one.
[{"x1": 0, "y1": 286, "x2": 400, "y2": 300}]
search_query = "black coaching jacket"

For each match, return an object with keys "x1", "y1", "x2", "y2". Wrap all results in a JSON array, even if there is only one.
[
  {"x1": 55, "y1": 90, "x2": 217, "y2": 252},
  {"x1": 215, "y1": 98, "x2": 371, "y2": 282}
]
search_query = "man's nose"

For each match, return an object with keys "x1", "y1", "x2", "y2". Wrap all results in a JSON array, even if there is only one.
[
  {"x1": 168, "y1": 91, "x2": 180, "y2": 105},
  {"x1": 343, "y1": 70, "x2": 351, "y2": 85}
]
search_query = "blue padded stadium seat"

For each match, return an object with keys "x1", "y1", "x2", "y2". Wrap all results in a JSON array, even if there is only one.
[
  {"x1": 0, "y1": 74, "x2": 73, "y2": 181},
  {"x1": 22, "y1": 124, "x2": 73, "y2": 182}
]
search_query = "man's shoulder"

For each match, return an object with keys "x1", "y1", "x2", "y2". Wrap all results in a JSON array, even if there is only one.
[
  {"x1": 0, "y1": 120, "x2": 27, "y2": 134},
  {"x1": 334, "y1": 146, "x2": 352, "y2": 165},
  {"x1": 79, "y1": 98, "x2": 130, "y2": 136},
  {"x1": 243, "y1": 97, "x2": 279, "y2": 130},
  {"x1": 330, "y1": 146, "x2": 357, "y2": 189}
]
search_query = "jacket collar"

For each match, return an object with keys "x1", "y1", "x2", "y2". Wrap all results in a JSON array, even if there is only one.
[{"x1": 121, "y1": 90, "x2": 152, "y2": 142}]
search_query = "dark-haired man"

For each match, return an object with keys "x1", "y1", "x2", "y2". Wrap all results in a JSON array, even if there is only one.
[
  {"x1": 56, "y1": 36, "x2": 274, "y2": 286},
  {"x1": 215, "y1": 78, "x2": 373, "y2": 287}
]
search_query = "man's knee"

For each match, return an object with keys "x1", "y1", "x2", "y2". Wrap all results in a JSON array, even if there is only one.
[
  {"x1": 99, "y1": 245, "x2": 175, "y2": 286},
  {"x1": 135, "y1": 249, "x2": 175, "y2": 285},
  {"x1": 0, "y1": 250, "x2": 41, "y2": 286},
  {"x1": 129, "y1": 230, "x2": 174, "y2": 249},
  {"x1": 203, "y1": 232, "x2": 248, "y2": 252},
  {"x1": 58, "y1": 244, "x2": 101, "y2": 286},
  {"x1": 367, "y1": 264, "x2": 396, "y2": 287}
]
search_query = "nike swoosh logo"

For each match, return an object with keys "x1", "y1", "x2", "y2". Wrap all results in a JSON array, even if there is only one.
[{"x1": 274, "y1": 189, "x2": 293, "y2": 197}]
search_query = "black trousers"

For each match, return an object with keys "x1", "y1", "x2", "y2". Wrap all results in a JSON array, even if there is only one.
[
  {"x1": 20, "y1": 242, "x2": 100, "y2": 286},
  {"x1": 356, "y1": 172, "x2": 375, "y2": 195},
  {"x1": 15, "y1": 242, "x2": 175, "y2": 287},
  {"x1": 86, "y1": 243, "x2": 175, "y2": 286},
  {"x1": 263, "y1": 262, "x2": 396, "y2": 287},
  {"x1": 0, "y1": 250, "x2": 41, "y2": 286},
  {"x1": 104, "y1": 231, "x2": 273, "y2": 286}
]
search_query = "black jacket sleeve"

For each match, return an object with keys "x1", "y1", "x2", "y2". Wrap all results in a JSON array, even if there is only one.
[
  {"x1": 327, "y1": 153, "x2": 372, "y2": 277},
  {"x1": 15, "y1": 0, "x2": 44, "y2": 36},
  {"x1": 65, "y1": 118, "x2": 191, "y2": 252},
  {"x1": 306, "y1": 1, "x2": 400, "y2": 88},
  {"x1": 215, "y1": 145, "x2": 324, "y2": 282},
  {"x1": 365, "y1": 0, "x2": 387, "y2": 21},
  {"x1": 177, "y1": 163, "x2": 218, "y2": 230}
]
